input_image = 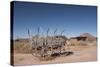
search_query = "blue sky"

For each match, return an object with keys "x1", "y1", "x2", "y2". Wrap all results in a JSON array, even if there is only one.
[{"x1": 13, "y1": 1, "x2": 97, "y2": 39}]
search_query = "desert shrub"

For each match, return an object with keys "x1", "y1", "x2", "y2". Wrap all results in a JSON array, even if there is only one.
[{"x1": 14, "y1": 41, "x2": 32, "y2": 53}]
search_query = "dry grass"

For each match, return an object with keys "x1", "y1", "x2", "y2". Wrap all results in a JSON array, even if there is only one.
[
  {"x1": 14, "y1": 39, "x2": 97, "y2": 53},
  {"x1": 14, "y1": 41, "x2": 32, "y2": 53}
]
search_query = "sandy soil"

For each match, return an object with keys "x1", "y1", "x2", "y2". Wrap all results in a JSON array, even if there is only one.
[{"x1": 13, "y1": 46, "x2": 97, "y2": 66}]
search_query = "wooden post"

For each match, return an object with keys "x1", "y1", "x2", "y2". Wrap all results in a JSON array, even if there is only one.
[
  {"x1": 28, "y1": 29, "x2": 32, "y2": 45},
  {"x1": 54, "y1": 29, "x2": 57, "y2": 36},
  {"x1": 61, "y1": 30, "x2": 65, "y2": 36}
]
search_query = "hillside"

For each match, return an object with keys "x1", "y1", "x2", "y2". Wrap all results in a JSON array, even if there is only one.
[{"x1": 80, "y1": 33, "x2": 96, "y2": 42}]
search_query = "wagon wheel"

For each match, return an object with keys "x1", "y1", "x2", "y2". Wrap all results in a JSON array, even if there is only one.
[
  {"x1": 31, "y1": 47, "x2": 35, "y2": 55},
  {"x1": 31, "y1": 46, "x2": 43, "y2": 57},
  {"x1": 31, "y1": 47, "x2": 37, "y2": 57}
]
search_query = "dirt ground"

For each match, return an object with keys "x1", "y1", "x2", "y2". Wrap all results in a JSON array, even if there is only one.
[{"x1": 13, "y1": 46, "x2": 97, "y2": 66}]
